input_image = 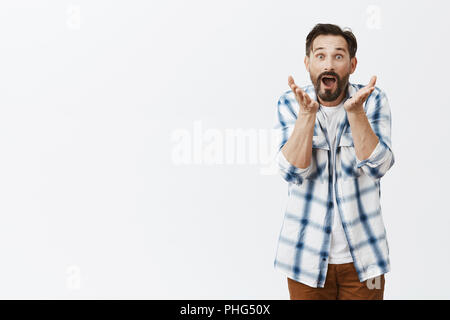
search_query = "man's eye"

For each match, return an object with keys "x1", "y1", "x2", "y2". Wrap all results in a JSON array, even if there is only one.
[
  {"x1": 317, "y1": 55, "x2": 324, "y2": 59},
  {"x1": 336, "y1": 55, "x2": 343, "y2": 60}
]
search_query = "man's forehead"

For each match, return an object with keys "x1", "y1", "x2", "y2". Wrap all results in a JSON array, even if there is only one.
[{"x1": 312, "y1": 35, "x2": 348, "y2": 52}]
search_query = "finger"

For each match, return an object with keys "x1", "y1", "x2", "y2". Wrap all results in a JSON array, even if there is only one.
[
  {"x1": 303, "y1": 91, "x2": 312, "y2": 105},
  {"x1": 289, "y1": 82, "x2": 296, "y2": 93},
  {"x1": 364, "y1": 85, "x2": 375, "y2": 96},
  {"x1": 288, "y1": 75, "x2": 299, "y2": 93},
  {"x1": 358, "y1": 87, "x2": 375, "y2": 103},
  {"x1": 289, "y1": 79, "x2": 301, "y2": 94},
  {"x1": 290, "y1": 82, "x2": 302, "y2": 103},
  {"x1": 295, "y1": 87, "x2": 306, "y2": 105},
  {"x1": 367, "y1": 75, "x2": 377, "y2": 89},
  {"x1": 288, "y1": 75, "x2": 295, "y2": 87},
  {"x1": 358, "y1": 85, "x2": 373, "y2": 98},
  {"x1": 356, "y1": 90, "x2": 368, "y2": 103},
  {"x1": 288, "y1": 76, "x2": 308, "y2": 107}
]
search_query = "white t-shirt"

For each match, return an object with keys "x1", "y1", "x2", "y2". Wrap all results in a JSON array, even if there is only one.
[{"x1": 319, "y1": 102, "x2": 353, "y2": 264}]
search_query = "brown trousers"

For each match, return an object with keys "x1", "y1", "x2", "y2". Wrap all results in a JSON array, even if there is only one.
[{"x1": 287, "y1": 262, "x2": 385, "y2": 300}]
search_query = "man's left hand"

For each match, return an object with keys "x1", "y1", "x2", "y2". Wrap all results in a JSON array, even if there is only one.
[{"x1": 344, "y1": 76, "x2": 377, "y2": 114}]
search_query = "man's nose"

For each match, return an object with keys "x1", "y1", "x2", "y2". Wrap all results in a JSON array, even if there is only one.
[{"x1": 323, "y1": 57, "x2": 335, "y2": 71}]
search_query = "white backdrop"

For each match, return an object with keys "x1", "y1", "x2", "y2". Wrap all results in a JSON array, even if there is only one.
[{"x1": 0, "y1": 0, "x2": 448, "y2": 299}]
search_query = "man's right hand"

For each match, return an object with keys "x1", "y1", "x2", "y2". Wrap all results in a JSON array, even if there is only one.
[{"x1": 288, "y1": 75, "x2": 319, "y2": 115}]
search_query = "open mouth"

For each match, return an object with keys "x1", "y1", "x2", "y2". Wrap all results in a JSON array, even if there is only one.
[{"x1": 321, "y1": 76, "x2": 337, "y2": 89}]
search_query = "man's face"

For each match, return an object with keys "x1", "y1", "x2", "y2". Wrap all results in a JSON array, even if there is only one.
[{"x1": 304, "y1": 34, "x2": 356, "y2": 105}]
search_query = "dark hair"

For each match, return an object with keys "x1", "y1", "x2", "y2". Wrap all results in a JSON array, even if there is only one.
[{"x1": 305, "y1": 23, "x2": 357, "y2": 58}]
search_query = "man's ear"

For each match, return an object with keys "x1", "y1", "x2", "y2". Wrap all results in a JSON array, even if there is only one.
[
  {"x1": 350, "y1": 56, "x2": 357, "y2": 74},
  {"x1": 304, "y1": 55, "x2": 309, "y2": 71}
]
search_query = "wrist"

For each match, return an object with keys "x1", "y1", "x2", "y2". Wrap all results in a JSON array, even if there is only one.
[
  {"x1": 298, "y1": 110, "x2": 317, "y2": 116},
  {"x1": 346, "y1": 109, "x2": 365, "y2": 116},
  {"x1": 297, "y1": 111, "x2": 316, "y2": 123},
  {"x1": 295, "y1": 111, "x2": 316, "y2": 127}
]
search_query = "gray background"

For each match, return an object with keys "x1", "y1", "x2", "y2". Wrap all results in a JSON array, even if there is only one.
[{"x1": 0, "y1": 0, "x2": 448, "y2": 299}]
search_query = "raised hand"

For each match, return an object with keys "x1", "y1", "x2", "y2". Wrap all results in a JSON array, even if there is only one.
[
  {"x1": 288, "y1": 75, "x2": 319, "y2": 115},
  {"x1": 344, "y1": 76, "x2": 377, "y2": 113}
]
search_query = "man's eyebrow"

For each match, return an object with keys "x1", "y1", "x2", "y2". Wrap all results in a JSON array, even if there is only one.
[{"x1": 313, "y1": 47, "x2": 348, "y2": 53}]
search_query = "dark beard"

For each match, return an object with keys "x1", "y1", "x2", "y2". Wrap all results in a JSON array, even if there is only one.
[{"x1": 311, "y1": 72, "x2": 349, "y2": 102}]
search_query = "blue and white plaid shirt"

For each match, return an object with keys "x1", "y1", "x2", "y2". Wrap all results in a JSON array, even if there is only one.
[{"x1": 273, "y1": 82, "x2": 395, "y2": 288}]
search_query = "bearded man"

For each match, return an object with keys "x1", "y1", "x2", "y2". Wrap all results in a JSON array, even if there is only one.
[{"x1": 273, "y1": 23, "x2": 395, "y2": 300}]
